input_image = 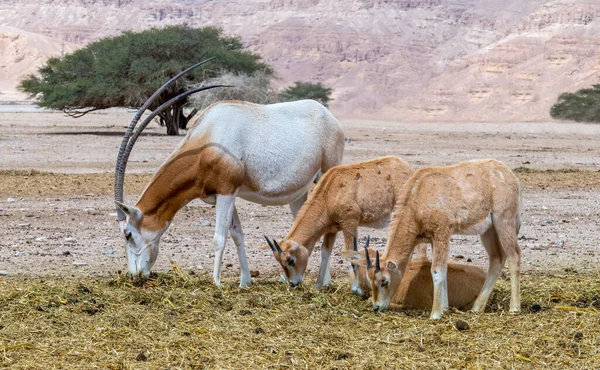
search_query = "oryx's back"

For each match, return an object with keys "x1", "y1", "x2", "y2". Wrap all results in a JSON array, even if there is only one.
[{"x1": 179, "y1": 99, "x2": 345, "y2": 201}]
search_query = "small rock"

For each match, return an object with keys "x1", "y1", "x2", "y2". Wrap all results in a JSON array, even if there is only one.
[
  {"x1": 454, "y1": 319, "x2": 470, "y2": 331},
  {"x1": 136, "y1": 352, "x2": 147, "y2": 362},
  {"x1": 14, "y1": 251, "x2": 24, "y2": 257},
  {"x1": 17, "y1": 223, "x2": 30, "y2": 228},
  {"x1": 108, "y1": 212, "x2": 118, "y2": 217},
  {"x1": 85, "y1": 208, "x2": 100, "y2": 215},
  {"x1": 25, "y1": 214, "x2": 34, "y2": 218},
  {"x1": 105, "y1": 249, "x2": 115, "y2": 255},
  {"x1": 530, "y1": 304, "x2": 542, "y2": 313},
  {"x1": 63, "y1": 251, "x2": 71, "y2": 256},
  {"x1": 72, "y1": 261, "x2": 88, "y2": 266},
  {"x1": 7, "y1": 197, "x2": 15, "y2": 203},
  {"x1": 454, "y1": 255, "x2": 464, "y2": 259},
  {"x1": 254, "y1": 327, "x2": 264, "y2": 334},
  {"x1": 574, "y1": 332, "x2": 584, "y2": 340},
  {"x1": 35, "y1": 237, "x2": 47, "y2": 242},
  {"x1": 64, "y1": 237, "x2": 76, "y2": 243},
  {"x1": 522, "y1": 161, "x2": 531, "y2": 165},
  {"x1": 466, "y1": 258, "x2": 472, "y2": 263},
  {"x1": 0, "y1": 270, "x2": 8, "y2": 276},
  {"x1": 226, "y1": 263, "x2": 233, "y2": 268},
  {"x1": 250, "y1": 270, "x2": 260, "y2": 278},
  {"x1": 201, "y1": 220, "x2": 212, "y2": 227}
]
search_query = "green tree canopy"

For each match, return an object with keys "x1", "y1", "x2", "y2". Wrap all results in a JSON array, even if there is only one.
[
  {"x1": 279, "y1": 81, "x2": 333, "y2": 107},
  {"x1": 19, "y1": 25, "x2": 271, "y2": 135},
  {"x1": 550, "y1": 84, "x2": 600, "y2": 123}
]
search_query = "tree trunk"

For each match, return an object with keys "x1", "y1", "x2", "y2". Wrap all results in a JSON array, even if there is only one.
[
  {"x1": 159, "y1": 108, "x2": 179, "y2": 136},
  {"x1": 179, "y1": 108, "x2": 198, "y2": 130}
]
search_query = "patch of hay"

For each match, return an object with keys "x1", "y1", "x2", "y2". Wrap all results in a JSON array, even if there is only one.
[{"x1": 0, "y1": 267, "x2": 598, "y2": 369}]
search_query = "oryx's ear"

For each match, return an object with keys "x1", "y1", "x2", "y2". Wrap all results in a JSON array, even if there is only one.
[
  {"x1": 339, "y1": 250, "x2": 362, "y2": 260},
  {"x1": 386, "y1": 261, "x2": 398, "y2": 271},
  {"x1": 350, "y1": 258, "x2": 368, "y2": 267},
  {"x1": 115, "y1": 201, "x2": 142, "y2": 224}
]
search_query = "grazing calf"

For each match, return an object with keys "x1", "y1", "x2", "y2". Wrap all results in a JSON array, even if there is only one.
[
  {"x1": 343, "y1": 240, "x2": 485, "y2": 310},
  {"x1": 264, "y1": 156, "x2": 425, "y2": 290},
  {"x1": 354, "y1": 159, "x2": 521, "y2": 319}
]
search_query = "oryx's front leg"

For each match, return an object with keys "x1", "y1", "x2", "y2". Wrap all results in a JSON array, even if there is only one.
[
  {"x1": 213, "y1": 194, "x2": 236, "y2": 287},
  {"x1": 342, "y1": 228, "x2": 362, "y2": 296},
  {"x1": 315, "y1": 232, "x2": 337, "y2": 290},
  {"x1": 230, "y1": 207, "x2": 252, "y2": 287},
  {"x1": 430, "y1": 234, "x2": 450, "y2": 320}
]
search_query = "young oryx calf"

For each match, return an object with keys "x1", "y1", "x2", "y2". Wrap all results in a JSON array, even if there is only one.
[
  {"x1": 355, "y1": 159, "x2": 521, "y2": 319},
  {"x1": 263, "y1": 156, "x2": 425, "y2": 290},
  {"x1": 343, "y1": 237, "x2": 485, "y2": 310}
]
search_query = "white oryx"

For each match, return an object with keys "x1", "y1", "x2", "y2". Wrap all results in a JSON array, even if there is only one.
[{"x1": 114, "y1": 59, "x2": 345, "y2": 287}]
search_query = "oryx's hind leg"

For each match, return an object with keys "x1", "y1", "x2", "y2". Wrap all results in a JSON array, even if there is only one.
[
  {"x1": 494, "y1": 216, "x2": 521, "y2": 313},
  {"x1": 289, "y1": 192, "x2": 308, "y2": 219},
  {"x1": 213, "y1": 194, "x2": 236, "y2": 287},
  {"x1": 471, "y1": 226, "x2": 506, "y2": 313},
  {"x1": 230, "y1": 206, "x2": 252, "y2": 287}
]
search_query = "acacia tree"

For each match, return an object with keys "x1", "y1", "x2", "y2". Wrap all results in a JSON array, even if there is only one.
[
  {"x1": 550, "y1": 84, "x2": 600, "y2": 123},
  {"x1": 279, "y1": 81, "x2": 333, "y2": 107},
  {"x1": 19, "y1": 25, "x2": 271, "y2": 135}
]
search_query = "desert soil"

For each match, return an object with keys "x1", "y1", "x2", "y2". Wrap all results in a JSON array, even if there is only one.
[{"x1": 0, "y1": 109, "x2": 599, "y2": 281}]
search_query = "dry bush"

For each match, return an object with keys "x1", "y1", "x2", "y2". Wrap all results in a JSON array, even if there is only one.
[{"x1": 190, "y1": 71, "x2": 280, "y2": 112}]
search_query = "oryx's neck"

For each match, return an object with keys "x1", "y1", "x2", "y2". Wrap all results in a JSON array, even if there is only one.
[
  {"x1": 135, "y1": 157, "x2": 202, "y2": 232},
  {"x1": 385, "y1": 212, "x2": 419, "y2": 272},
  {"x1": 286, "y1": 199, "x2": 330, "y2": 253}
]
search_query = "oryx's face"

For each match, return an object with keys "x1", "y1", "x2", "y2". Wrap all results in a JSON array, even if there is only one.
[
  {"x1": 264, "y1": 237, "x2": 309, "y2": 287},
  {"x1": 347, "y1": 236, "x2": 402, "y2": 312},
  {"x1": 367, "y1": 255, "x2": 402, "y2": 312},
  {"x1": 116, "y1": 201, "x2": 166, "y2": 277}
]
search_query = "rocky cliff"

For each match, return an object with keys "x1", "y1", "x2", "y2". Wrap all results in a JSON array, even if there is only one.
[{"x1": 0, "y1": 0, "x2": 598, "y2": 121}]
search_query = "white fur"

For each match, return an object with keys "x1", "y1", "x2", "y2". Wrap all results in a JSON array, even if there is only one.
[{"x1": 123, "y1": 100, "x2": 345, "y2": 286}]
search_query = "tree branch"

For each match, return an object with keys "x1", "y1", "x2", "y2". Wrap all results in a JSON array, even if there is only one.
[{"x1": 62, "y1": 107, "x2": 103, "y2": 118}]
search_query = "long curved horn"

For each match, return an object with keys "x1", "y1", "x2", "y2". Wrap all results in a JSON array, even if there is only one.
[
  {"x1": 375, "y1": 250, "x2": 381, "y2": 273},
  {"x1": 364, "y1": 235, "x2": 372, "y2": 269},
  {"x1": 114, "y1": 57, "x2": 217, "y2": 221}
]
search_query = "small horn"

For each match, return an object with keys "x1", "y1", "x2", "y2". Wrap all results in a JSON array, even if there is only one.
[
  {"x1": 264, "y1": 235, "x2": 276, "y2": 253},
  {"x1": 375, "y1": 250, "x2": 381, "y2": 273},
  {"x1": 353, "y1": 236, "x2": 358, "y2": 252},
  {"x1": 273, "y1": 239, "x2": 283, "y2": 254},
  {"x1": 364, "y1": 235, "x2": 372, "y2": 269}
]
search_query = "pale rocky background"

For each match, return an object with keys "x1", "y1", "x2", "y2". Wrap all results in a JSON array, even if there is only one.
[{"x1": 0, "y1": 0, "x2": 599, "y2": 121}]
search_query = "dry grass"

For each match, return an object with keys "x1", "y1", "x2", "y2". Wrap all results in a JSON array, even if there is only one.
[
  {"x1": 0, "y1": 266, "x2": 598, "y2": 369},
  {"x1": 1, "y1": 168, "x2": 600, "y2": 198}
]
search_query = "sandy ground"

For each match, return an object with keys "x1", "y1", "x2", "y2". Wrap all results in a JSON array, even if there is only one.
[{"x1": 0, "y1": 109, "x2": 599, "y2": 282}]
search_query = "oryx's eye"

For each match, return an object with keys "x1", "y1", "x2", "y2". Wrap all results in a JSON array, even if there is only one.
[
  {"x1": 381, "y1": 280, "x2": 389, "y2": 288},
  {"x1": 124, "y1": 230, "x2": 132, "y2": 241},
  {"x1": 286, "y1": 257, "x2": 295, "y2": 266}
]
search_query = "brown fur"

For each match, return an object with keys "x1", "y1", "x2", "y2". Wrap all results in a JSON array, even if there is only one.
[
  {"x1": 136, "y1": 141, "x2": 244, "y2": 232},
  {"x1": 364, "y1": 159, "x2": 522, "y2": 318},
  {"x1": 264, "y1": 156, "x2": 421, "y2": 288},
  {"x1": 349, "y1": 248, "x2": 485, "y2": 310}
]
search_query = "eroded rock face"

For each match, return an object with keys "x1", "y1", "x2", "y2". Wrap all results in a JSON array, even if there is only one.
[{"x1": 0, "y1": 0, "x2": 598, "y2": 121}]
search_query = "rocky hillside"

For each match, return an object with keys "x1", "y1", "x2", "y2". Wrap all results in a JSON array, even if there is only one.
[{"x1": 0, "y1": 0, "x2": 599, "y2": 121}]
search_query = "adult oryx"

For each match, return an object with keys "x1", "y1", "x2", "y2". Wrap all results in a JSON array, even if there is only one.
[{"x1": 114, "y1": 59, "x2": 345, "y2": 287}]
